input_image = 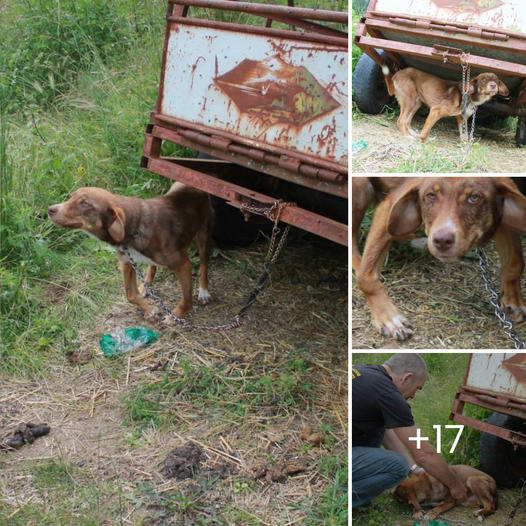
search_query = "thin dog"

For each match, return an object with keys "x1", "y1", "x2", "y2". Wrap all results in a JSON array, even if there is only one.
[
  {"x1": 382, "y1": 65, "x2": 509, "y2": 142},
  {"x1": 48, "y1": 183, "x2": 213, "y2": 322},
  {"x1": 353, "y1": 177, "x2": 526, "y2": 340},
  {"x1": 393, "y1": 465, "x2": 497, "y2": 521}
]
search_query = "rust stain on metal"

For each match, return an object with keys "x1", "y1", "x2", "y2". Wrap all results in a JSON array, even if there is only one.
[
  {"x1": 503, "y1": 354, "x2": 526, "y2": 383},
  {"x1": 214, "y1": 55, "x2": 340, "y2": 130},
  {"x1": 431, "y1": 0, "x2": 504, "y2": 14}
]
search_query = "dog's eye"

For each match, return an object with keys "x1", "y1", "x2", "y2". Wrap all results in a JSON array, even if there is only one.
[
  {"x1": 467, "y1": 194, "x2": 479, "y2": 204},
  {"x1": 425, "y1": 192, "x2": 437, "y2": 202},
  {"x1": 79, "y1": 199, "x2": 93, "y2": 210}
]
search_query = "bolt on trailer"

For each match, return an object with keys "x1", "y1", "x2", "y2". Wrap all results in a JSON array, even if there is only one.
[
  {"x1": 450, "y1": 353, "x2": 526, "y2": 488},
  {"x1": 353, "y1": 0, "x2": 526, "y2": 145},
  {"x1": 141, "y1": 0, "x2": 348, "y2": 246}
]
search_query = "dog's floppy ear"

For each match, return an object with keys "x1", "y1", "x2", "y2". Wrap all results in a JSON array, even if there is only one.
[
  {"x1": 387, "y1": 180, "x2": 422, "y2": 236},
  {"x1": 107, "y1": 206, "x2": 126, "y2": 242},
  {"x1": 467, "y1": 78, "x2": 477, "y2": 95},
  {"x1": 496, "y1": 178, "x2": 526, "y2": 233},
  {"x1": 498, "y1": 80, "x2": 509, "y2": 97}
]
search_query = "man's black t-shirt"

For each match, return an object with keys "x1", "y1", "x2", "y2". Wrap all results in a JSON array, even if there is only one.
[{"x1": 352, "y1": 364, "x2": 415, "y2": 447}]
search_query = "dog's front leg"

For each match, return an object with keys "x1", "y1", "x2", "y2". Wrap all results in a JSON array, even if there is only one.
[
  {"x1": 427, "y1": 498, "x2": 456, "y2": 520},
  {"x1": 120, "y1": 261, "x2": 154, "y2": 316},
  {"x1": 138, "y1": 265, "x2": 157, "y2": 297},
  {"x1": 357, "y1": 200, "x2": 414, "y2": 340},
  {"x1": 405, "y1": 490, "x2": 424, "y2": 521},
  {"x1": 494, "y1": 225, "x2": 526, "y2": 322}
]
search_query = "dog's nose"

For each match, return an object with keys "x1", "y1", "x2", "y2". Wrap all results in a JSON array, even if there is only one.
[
  {"x1": 432, "y1": 230, "x2": 455, "y2": 252},
  {"x1": 48, "y1": 205, "x2": 58, "y2": 216}
]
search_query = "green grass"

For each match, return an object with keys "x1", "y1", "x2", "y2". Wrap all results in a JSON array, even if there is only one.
[
  {"x1": 305, "y1": 455, "x2": 348, "y2": 525},
  {"x1": 0, "y1": 0, "x2": 170, "y2": 374},
  {"x1": 123, "y1": 348, "x2": 315, "y2": 430},
  {"x1": 391, "y1": 142, "x2": 489, "y2": 172},
  {"x1": 0, "y1": 459, "x2": 121, "y2": 525}
]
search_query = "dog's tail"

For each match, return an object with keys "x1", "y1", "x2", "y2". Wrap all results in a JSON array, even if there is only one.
[{"x1": 382, "y1": 64, "x2": 395, "y2": 96}]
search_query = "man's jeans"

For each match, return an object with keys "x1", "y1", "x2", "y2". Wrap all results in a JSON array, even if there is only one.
[{"x1": 352, "y1": 446, "x2": 409, "y2": 508}]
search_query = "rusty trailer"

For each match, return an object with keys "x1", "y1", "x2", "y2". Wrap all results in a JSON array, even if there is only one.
[
  {"x1": 450, "y1": 353, "x2": 526, "y2": 486},
  {"x1": 142, "y1": 0, "x2": 348, "y2": 246},
  {"x1": 353, "y1": 0, "x2": 526, "y2": 145}
]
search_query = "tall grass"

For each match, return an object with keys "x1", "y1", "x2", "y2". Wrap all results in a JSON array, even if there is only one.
[
  {"x1": 0, "y1": 0, "x2": 168, "y2": 373},
  {"x1": 0, "y1": 0, "x2": 162, "y2": 114}
]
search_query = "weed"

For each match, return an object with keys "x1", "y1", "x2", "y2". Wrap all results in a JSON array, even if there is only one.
[
  {"x1": 123, "y1": 349, "x2": 316, "y2": 430},
  {"x1": 391, "y1": 142, "x2": 488, "y2": 172}
]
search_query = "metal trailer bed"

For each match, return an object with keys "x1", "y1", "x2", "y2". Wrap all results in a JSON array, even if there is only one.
[{"x1": 142, "y1": 0, "x2": 348, "y2": 245}]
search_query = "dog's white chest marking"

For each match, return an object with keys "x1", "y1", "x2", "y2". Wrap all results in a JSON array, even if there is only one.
[{"x1": 117, "y1": 246, "x2": 157, "y2": 266}]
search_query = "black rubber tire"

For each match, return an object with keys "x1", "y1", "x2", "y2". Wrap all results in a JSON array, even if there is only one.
[
  {"x1": 516, "y1": 118, "x2": 526, "y2": 147},
  {"x1": 352, "y1": 50, "x2": 393, "y2": 114},
  {"x1": 212, "y1": 196, "x2": 270, "y2": 247},
  {"x1": 479, "y1": 412, "x2": 526, "y2": 487}
]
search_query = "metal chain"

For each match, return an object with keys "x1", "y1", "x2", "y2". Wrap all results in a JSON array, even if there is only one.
[
  {"x1": 476, "y1": 248, "x2": 526, "y2": 349},
  {"x1": 435, "y1": 514, "x2": 473, "y2": 525},
  {"x1": 119, "y1": 200, "x2": 293, "y2": 332},
  {"x1": 504, "y1": 479, "x2": 526, "y2": 526},
  {"x1": 460, "y1": 54, "x2": 477, "y2": 147}
]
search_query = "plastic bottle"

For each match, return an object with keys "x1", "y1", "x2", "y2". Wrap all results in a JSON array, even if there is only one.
[
  {"x1": 99, "y1": 326, "x2": 159, "y2": 358},
  {"x1": 352, "y1": 139, "x2": 367, "y2": 153}
]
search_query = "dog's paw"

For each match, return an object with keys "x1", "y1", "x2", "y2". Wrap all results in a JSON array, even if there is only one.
[
  {"x1": 160, "y1": 314, "x2": 180, "y2": 328},
  {"x1": 144, "y1": 307, "x2": 161, "y2": 322},
  {"x1": 424, "y1": 510, "x2": 438, "y2": 521},
  {"x1": 375, "y1": 314, "x2": 414, "y2": 341},
  {"x1": 198, "y1": 287, "x2": 211, "y2": 305},
  {"x1": 474, "y1": 509, "x2": 486, "y2": 522},
  {"x1": 503, "y1": 303, "x2": 526, "y2": 323},
  {"x1": 411, "y1": 510, "x2": 424, "y2": 521}
]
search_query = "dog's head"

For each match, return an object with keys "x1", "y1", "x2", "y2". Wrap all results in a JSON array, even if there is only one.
[
  {"x1": 393, "y1": 472, "x2": 430, "y2": 505},
  {"x1": 386, "y1": 178, "x2": 526, "y2": 261},
  {"x1": 48, "y1": 187, "x2": 126, "y2": 244},
  {"x1": 468, "y1": 72, "x2": 509, "y2": 103}
]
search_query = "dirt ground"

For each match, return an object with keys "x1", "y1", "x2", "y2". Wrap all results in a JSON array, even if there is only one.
[
  {"x1": 352, "y1": 237, "x2": 526, "y2": 349},
  {"x1": 352, "y1": 112, "x2": 526, "y2": 173},
  {"x1": 0, "y1": 233, "x2": 347, "y2": 524}
]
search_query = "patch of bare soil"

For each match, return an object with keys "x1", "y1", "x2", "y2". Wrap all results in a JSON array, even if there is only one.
[
  {"x1": 352, "y1": 238, "x2": 526, "y2": 349},
  {"x1": 0, "y1": 233, "x2": 347, "y2": 524},
  {"x1": 352, "y1": 112, "x2": 526, "y2": 173}
]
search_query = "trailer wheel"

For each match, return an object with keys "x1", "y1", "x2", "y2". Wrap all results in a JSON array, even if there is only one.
[
  {"x1": 479, "y1": 412, "x2": 526, "y2": 487},
  {"x1": 516, "y1": 118, "x2": 526, "y2": 147},
  {"x1": 352, "y1": 51, "x2": 392, "y2": 114},
  {"x1": 212, "y1": 196, "x2": 271, "y2": 247}
]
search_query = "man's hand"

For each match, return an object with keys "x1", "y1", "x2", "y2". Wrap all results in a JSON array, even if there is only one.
[{"x1": 449, "y1": 480, "x2": 467, "y2": 503}]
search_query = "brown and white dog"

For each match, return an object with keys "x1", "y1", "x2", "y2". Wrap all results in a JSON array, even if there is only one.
[
  {"x1": 382, "y1": 65, "x2": 509, "y2": 142},
  {"x1": 353, "y1": 177, "x2": 526, "y2": 340},
  {"x1": 48, "y1": 183, "x2": 214, "y2": 322},
  {"x1": 393, "y1": 465, "x2": 497, "y2": 522}
]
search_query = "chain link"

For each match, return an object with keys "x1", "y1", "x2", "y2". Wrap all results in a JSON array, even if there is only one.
[
  {"x1": 476, "y1": 248, "x2": 526, "y2": 349},
  {"x1": 460, "y1": 55, "x2": 477, "y2": 147},
  {"x1": 119, "y1": 200, "x2": 293, "y2": 332}
]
